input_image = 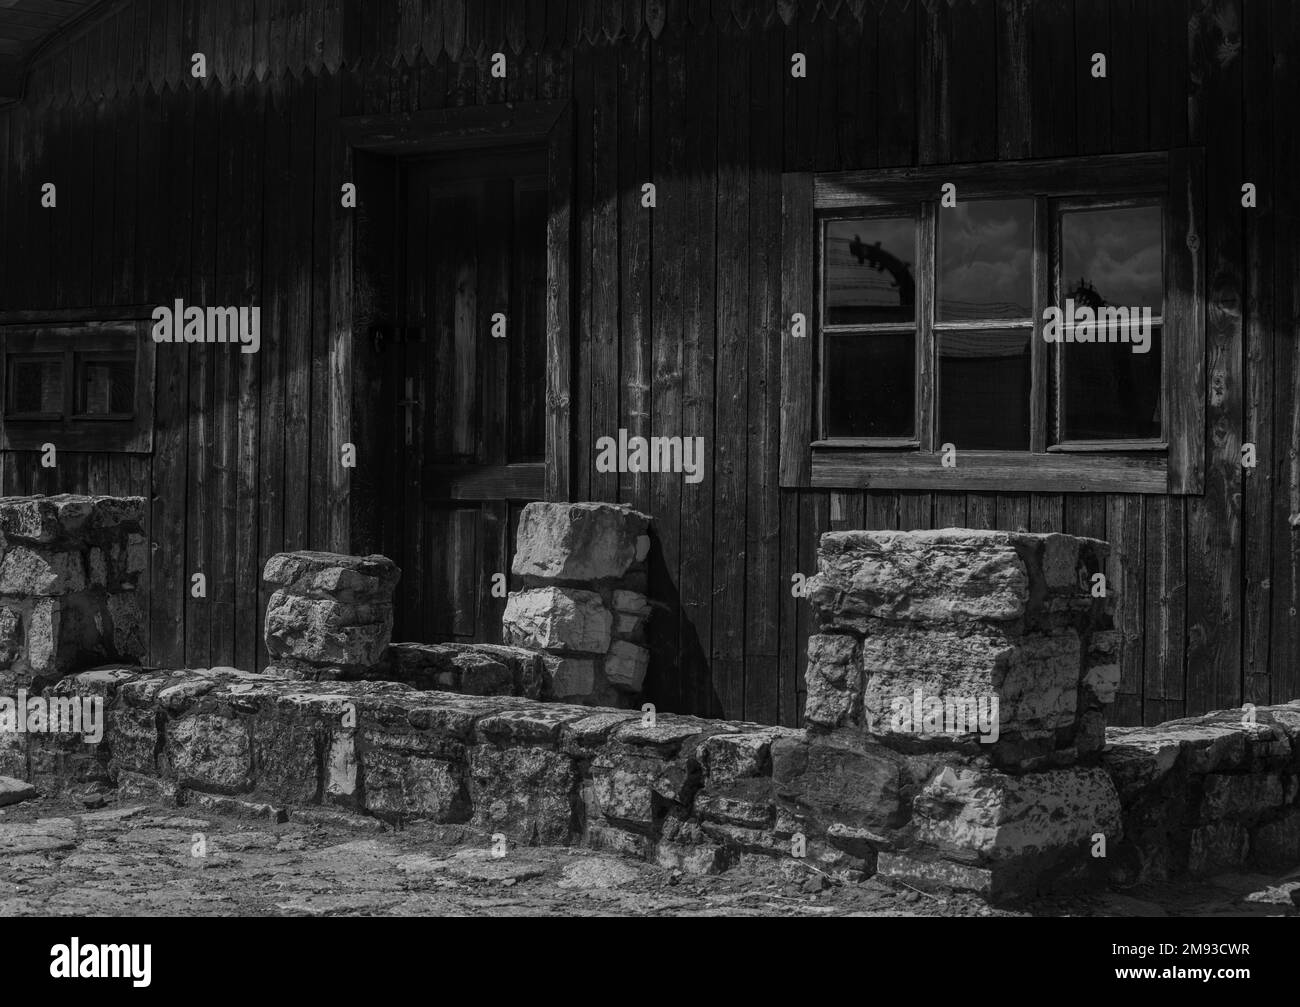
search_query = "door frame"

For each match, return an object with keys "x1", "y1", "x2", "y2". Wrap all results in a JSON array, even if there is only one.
[{"x1": 335, "y1": 99, "x2": 575, "y2": 555}]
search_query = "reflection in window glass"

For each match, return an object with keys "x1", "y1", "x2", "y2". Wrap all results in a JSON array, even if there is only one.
[
  {"x1": 8, "y1": 356, "x2": 63, "y2": 416},
  {"x1": 1061, "y1": 326, "x2": 1162, "y2": 441},
  {"x1": 938, "y1": 199, "x2": 1033, "y2": 321},
  {"x1": 76, "y1": 356, "x2": 134, "y2": 417},
  {"x1": 824, "y1": 333, "x2": 914, "y2": 438},
  {"x1": 938, "y1": 329, "x2": 1031, "y2": 450},
  {"x1": 1060, "y1": 204, "x2": 1162, "y2": 314},
  {"x1": 824, "y1": 217, "x2": 916, "y2": 325}
]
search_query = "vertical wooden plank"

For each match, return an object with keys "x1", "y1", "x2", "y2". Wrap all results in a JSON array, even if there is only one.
[
  {"x1": 90, "y1": 98, "x2": 117, "y2": 307},
  {"x1": 898, "y1": 492, "x2": 931, "y2": 530},
  {"x1": 1108, "y1": 0, "x2": 1145, "y2": 153},
  {"x1": 645, "y1": 23, "x2": 686, "y2": 715},
  {"x1": 544, "y1": 102, "x2": 573, "y2": 501},
  {"x1": 235, "y1": 82, "x2": 265, "y2": 671},
  {"x1": 283, "y1": 73, "x2": 315, "y2": 552},
  {"x1": 915, "y1": 0, "x2": 948, "y2": 166},
  {"x1": 309, "y1": 71, "x2": 339, "y2": 550},
  {"x1": 947, "y1": 0, "x2": 995, "y2": 165},
  {"x1": 683, "y1": 26, "x2": 719, "y2": 717},
  {"x1": 258, "y1": 76, "x2": 290, "y2": 670},
  {"x1": 967, "y1": 493, "x2": 997, "y2": 530},
  {"x1": 778, "y1": 490, "x2": 801, "y2": 725},
  {"x1": 1030, "y1": 0, "x2": 1076, "y2": 158},
  {"x1": 1242, "y1": 0, "x2": 1273, "y2": 705},
  {"x1": 618, "y1": 31, "x2": 652, "y2": 514},
  {"x1": 1185, "y1": 1, "x2": 1243, "y2": 716},
  {"x1": 745, "y1": 22, "x2": 785, "y2": 727},
  {"x1": 1143, "y1": 496, "x2": 1186, "y2": 724},
  {"x1": 1073, "y1": 0, "x2": 1110, "y2": 154},
  {"x1": 795, "y1": 492, "x2": 828, "y2": 724},
  {"x1": 333, "y1": 72, "x2": 363, "y2": 556},
  {"x1": 148, "y1": 83, "x2": 190, "y2": 669},
  {"x1": 1108, "y1": 495, "x2": 1145, "y2": 726},
  {"x1": 1269, "y1": 0, "x2": 1300, "y2": 707},
  {"x1": 209, "y1": 82, "x2": 241, "y2": 667},
  {"x1": 478, "y1": 175, "x2": 511, "y2": 641},
  {"x1": 996, "y1": 0, "x2": 1032, "y2": 160},
  {"x1": 571, "y1": 42, "x2": 594, "y2": 501},
  {"x1": 995, "y1": 494, "x2": 1030, "y2": 532},
  {"x1": 778, "y1": 169, "x2": 812, "y2": 486},
  {"x1": 589, "y1": 43, "x2": 620, "y2": 502},
  {"x1": 185, "y1": 80, "x2": 218, "y2": 668},
  {"x1": 934, "y1": 493, "x2": 965, "y2": 529}
]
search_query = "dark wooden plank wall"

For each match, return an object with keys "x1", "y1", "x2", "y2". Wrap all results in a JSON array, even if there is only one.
[{"x1": 1, "y1": 0, "x2": 1295, "y2": 726}]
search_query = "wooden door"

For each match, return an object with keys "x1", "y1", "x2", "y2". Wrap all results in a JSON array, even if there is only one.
[{"x1": 387, "y1": 148, "x2": 549, "y2": 644}]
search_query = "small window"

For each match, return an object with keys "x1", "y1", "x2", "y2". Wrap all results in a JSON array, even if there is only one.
[{"x1": 0, "y1": 317, "x2": 154, "y2": 452}]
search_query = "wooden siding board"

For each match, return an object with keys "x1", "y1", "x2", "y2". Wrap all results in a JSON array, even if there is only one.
[
  {"x1": 1186, "y1": 2, "x2": 1243, "y2": 715},
  {"x1": 646, "y1": 24, "x2": 686, "y2": 715},
  {"x1": 1270, "y1": 0, "x2": 1300, "y2": 706},
  {"x1": 684, "y1": 26, "x2": 719, "y2": 717},
  {"x1": 744, "y1": 21, "x2": 784, "y2": 726}
]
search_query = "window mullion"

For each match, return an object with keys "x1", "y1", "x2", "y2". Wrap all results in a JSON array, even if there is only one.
[
  {"x1": 1030, "y1": 197, "x2": 1050, "y2": 454},
  {"x1": 917, "y1": 201, "x2": 935, "y2": 453}
]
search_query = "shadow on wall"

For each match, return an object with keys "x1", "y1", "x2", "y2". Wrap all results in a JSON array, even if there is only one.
[{"x1": 643, "y1": 530, "x2": 719, "y2": 720}]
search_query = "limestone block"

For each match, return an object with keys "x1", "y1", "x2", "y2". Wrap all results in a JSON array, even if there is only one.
[
  {"x1": 164, "y1": 714, "x2": 252, "y2": 793},
  {"x1": 541, "y1": 654, "x2": 597, "y2": 701},
  {"x1": 861, "y1": 626, "x2": 1081, "y2": 743},
  {"x1": 362, "y1": 749, "x2": 469, "y2": 822},
  {"x1": 502, "y1": 587, "x2": 612, "y2": 653},
  {"x1": 469, "y1": 746, "x2": 576, "y2": 843},
  {"x1": 604, "y1": 640, "x2": 649, "y2": 692},
  {"x1": 263, "y1": 590, "x2": 393, "y2": 668},
  {"x1": 262, "y1": 550, "x2": 400, "y2": 601},
  {"x1": 806, "y1": 529, "x2": 1107, "y2": 630},
  {"x1": 1198, "y1": 773, "x2": 1285, "y2": 824},
  {"x1": 909, "y1": 763, "x2": 1121, "y2": 869},
  {"x1": 0, "y1": 547, "x2": 86, "y2": 596},
  {"x1": 512, "y1": 502, "x2": 651, "y2": 582},
  {"x1": 803, "y1": 633, "x2": 862, "y2": 730}
]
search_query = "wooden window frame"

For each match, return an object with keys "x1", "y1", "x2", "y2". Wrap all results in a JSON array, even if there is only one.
[
  {"x1": 780, "y1": 151, "x2": 1205, "y2": 495},
  {"x1": 0, "y1": 307, "x2": 157, "y2": 453},
  {"x1": 338, "y1": 99, "x2": 575, "y2": 505}
]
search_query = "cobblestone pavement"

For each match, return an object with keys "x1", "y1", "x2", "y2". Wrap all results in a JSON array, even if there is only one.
[{"x1": 1, "y1": 795, "x2": 1297, "y2": 917}]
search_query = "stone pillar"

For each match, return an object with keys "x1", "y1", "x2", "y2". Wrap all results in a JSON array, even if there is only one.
[
  {"x1": 502, "y1": 502, "x2": 652, "y2": 706},
  {"x1": 0, "y1": 495, "x2": 146, "y2": 691},
  {"x1": 262, "y1": 551, "x2": 400, "y2": 679},
  {"x1": 792, "y1": 528, "x2": 1124, "y2": 898}
]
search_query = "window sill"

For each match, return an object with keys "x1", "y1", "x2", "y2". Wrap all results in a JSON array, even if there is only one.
[{"x1": 808, "y1": 448, "x2": 1171, "y2": 493}]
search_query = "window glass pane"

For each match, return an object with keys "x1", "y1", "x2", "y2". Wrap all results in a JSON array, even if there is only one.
[
  {"x1": 824, "y1": 332, "x2": 914, "y2": 438},
  {"x1": 7, "y1": 356, "x2": 63, "y2": 416},
  {"x1": 937, "y1": 199, "x2": 1034, "y2": 321},
  {"x1": 1060, "y1": 324, "x2": 1162, "y2": 441},
  {"x1": 76, "y1": 356, "x2": 134, "y2": 416},
  {"x1": 938, "y1": 328, "x2": 1031, "y2": 450},
  {"x1": 1060, "y1": 204, "x2": 1162, "y2": 315},
  {"x1": 824, "y1": 217, "x2": 916, "y2": 325}
]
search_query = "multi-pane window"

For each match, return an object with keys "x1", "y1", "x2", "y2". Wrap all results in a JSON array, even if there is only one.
[
  {"x1": 0, "y1": 319, "x2": 153, "y2": 452},
  {"x1": 819, "y1": 196, "x2": 1164, "y2": 451},
  {"x1": 781, "y1": 152, "x2": 1204, "y2": 494}
]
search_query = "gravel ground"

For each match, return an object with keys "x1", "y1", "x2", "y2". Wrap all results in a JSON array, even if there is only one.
[{"x1": 1, "y1": 794, "x2": 1297, "y2": 918}]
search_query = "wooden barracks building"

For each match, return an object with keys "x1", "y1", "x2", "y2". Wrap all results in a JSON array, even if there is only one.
[{"x1": 0, "y1": 0, "x2": 1295, "y2": 728}]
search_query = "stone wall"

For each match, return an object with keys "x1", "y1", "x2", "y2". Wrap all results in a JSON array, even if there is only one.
[
  {"x1": 501, "y1": 502, "x2": 653, "y2": 706},
  {"x1": 0, "y1": 495, "x2": 146, "y2": 693},
  {"x1": 798, "y1": 529, "x2": 1124, "y2": 895},
  {"x1": 1104, "y1": 704, "x2": 1300, "y2": 879},
  {"x1": 2, "y1": 498, "x2": 1296, "y2": 901}
]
